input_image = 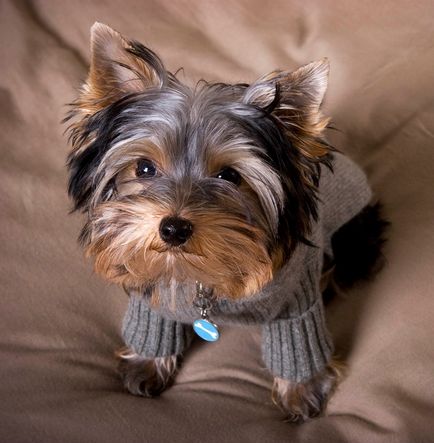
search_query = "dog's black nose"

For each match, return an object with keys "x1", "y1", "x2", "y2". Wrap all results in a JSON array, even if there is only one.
[{"x1": 159, "y1": 217, "x2": 193, "y2": 246}]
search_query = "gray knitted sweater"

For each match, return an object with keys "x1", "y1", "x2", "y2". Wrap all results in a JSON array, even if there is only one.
[{"x1": 123, "y1": 153, "x2": 372, "y2": 382}]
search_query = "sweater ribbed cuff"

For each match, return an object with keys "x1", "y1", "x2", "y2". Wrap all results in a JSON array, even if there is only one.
[
  {"x1": 122, "y1": 295, "x2": 194, "y2": 358},
  {"x1": 262, "y1": 297, "x2": 333, "y2": 382}
]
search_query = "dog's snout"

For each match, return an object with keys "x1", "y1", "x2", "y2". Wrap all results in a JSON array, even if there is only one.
[{"x1": 159, "y1": 217, "x2": 193, "y2": 246}]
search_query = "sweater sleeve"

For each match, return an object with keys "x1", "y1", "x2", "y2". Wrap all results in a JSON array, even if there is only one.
[
  {"x1": 122, "y1": 294, "x2": 194, "y2": 358},
  {"x1": 261, "y1": 263, "x2": 334, "y2": 383}
]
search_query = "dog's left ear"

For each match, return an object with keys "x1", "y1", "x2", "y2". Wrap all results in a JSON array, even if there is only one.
[{"x1": 243, "y1": 59, "x2": 330, "y2": 159}]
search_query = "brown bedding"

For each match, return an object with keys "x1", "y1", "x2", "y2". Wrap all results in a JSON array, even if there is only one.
[{"x1": 1, "y1": 1, "x2": 434, "y2": 442}]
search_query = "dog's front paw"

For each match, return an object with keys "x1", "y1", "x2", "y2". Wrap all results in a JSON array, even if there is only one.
[
  {"x1": 272, "y1": 361, "x2": 343, "y2": 424},
  {"x1": 117, "y1": 348, "x2": 180, "y2": 397}
]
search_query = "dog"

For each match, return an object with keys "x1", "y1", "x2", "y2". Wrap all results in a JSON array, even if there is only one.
[{"x1": 66, "y1": 22, "x2": 388, "y2": 423}]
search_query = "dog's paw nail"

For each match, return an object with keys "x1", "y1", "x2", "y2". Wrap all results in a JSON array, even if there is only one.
[{"x1": 117, "y1": 350, "x2": 179, "y2": 397}]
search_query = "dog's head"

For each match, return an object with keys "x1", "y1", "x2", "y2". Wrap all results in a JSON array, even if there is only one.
[{"x1": 66, "y1": 23, "x2": 332, "y2": 299}]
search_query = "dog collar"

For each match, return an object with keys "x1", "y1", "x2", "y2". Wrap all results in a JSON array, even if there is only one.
[{"x1": 192, "y1": 281, "x2": 220, "y2": 342}]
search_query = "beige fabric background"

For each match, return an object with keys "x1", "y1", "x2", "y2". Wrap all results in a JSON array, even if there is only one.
[{"x1": 1, "y1": 1, "x2": 434, "y2": 442}]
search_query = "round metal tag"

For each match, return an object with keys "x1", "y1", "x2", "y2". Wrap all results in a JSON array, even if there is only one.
[{"x1": 193, "y1": 318, "x2": 220, "y2": 342}]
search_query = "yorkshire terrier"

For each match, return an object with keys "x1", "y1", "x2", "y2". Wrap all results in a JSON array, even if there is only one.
[{"x1": 66, "y1": 23, "x2": 388, "y2": 423}]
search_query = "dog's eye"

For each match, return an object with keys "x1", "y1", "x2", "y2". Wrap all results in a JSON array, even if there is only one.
[
  {"x1": 136, "y1": 159, "x2": 157, "y2": 178},
  {"x1": 216, "y1": 167, "x2": 241, "y2": 185}
]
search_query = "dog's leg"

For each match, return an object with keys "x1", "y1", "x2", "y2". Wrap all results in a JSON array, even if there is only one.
[
  {"x1": 262, "y1": 286, "x2": 339, "y2": 423},
  {"x1": 272, "y1": 360, "x2": 343, "y2": 423},
  {"x1": 119, "y1": 295, "x2": 194, "y2": 396},
  {"x1": 117, "y1": 347, "x2": 180, "y2": 397}
]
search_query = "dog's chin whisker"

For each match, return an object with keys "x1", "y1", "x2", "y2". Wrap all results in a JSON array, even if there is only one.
[
  {"x1": 174, "y1": 249, "x2": 206, "y2": 259},
  {"x1": 150, "y1": 246, "x2": 168, "y2": 253}
]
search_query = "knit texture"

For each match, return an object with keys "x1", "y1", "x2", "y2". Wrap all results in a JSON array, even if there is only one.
[
  {"x1": 261, "y1": 268, "x2": 333, "y2": 381},
  {"x1": 122, "y1": 152, "x2": 372, "y2": 382},
  {"x1": 122, "y1": 293, "x2": 194, "y2": 358}
]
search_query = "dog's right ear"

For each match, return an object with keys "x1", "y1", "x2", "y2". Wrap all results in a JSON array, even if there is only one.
[
  {"x1": 79, "y1": 22, "x2": 167, "y2": 114},
  {"x1": 66, "y1": 23, "x2": 169, "y2": 213}
]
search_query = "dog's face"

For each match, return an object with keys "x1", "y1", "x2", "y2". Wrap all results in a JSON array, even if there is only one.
[{"x1": 67, "y1": 23, "x2": 331, "y2": 299}]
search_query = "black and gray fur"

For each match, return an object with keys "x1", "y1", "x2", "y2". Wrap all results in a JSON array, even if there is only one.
[{"x1": 66, "y1": 23, "x2": 388, "y2": 423}]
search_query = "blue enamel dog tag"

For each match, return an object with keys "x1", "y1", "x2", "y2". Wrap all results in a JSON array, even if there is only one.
[{"x1": 193, "y1": 318, "x2": 220, "y2": 342}]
